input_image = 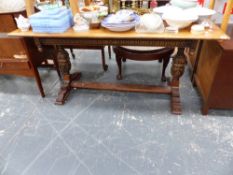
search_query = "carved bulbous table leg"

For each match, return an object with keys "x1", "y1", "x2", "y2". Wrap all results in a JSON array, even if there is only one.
[
  {"x1": 55, "y1": 48, "x2": 81, "y2": 105},
  {"x1": 170, "y1": 48, "x2": 186, "y2": 115},
  {"x1": 57, "y1": 48, "x2": 71, "y2": 79}
]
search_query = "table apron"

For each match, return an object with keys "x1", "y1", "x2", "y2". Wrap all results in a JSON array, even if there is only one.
[{"x1": 35, "y1": 38, "x2": 197, "y2": 48}]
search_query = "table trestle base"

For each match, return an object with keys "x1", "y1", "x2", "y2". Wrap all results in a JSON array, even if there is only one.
[{"x1": 56, "y1": 76, "x2": 183, "y2": 114}]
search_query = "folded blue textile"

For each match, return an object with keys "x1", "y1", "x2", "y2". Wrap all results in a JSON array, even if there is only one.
[
  {"x1": 31, "y1": 26, "x2": 71, "y2": 33},
  {"x1": 29, "y1": 7, "x2": 73, "y2": 33}
]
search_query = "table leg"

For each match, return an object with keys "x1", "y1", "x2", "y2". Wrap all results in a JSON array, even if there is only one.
[
  {"x1": 55, "y1": 48, "x2": 81, "y2": 105},
  {"x1": 170, "y1": 48, "x2": 186, "y2": 115}
]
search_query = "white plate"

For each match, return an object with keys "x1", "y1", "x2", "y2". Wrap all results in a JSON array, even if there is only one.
[
  {"x1": 103, "y1": 25, "x2": 135, "y2": 32},
  {"x1": 105, "y1": 27, "x2": 134, "y2": 32},
  {"x1": 102, "y1": 22, "x2": 136, "y2": 27}
]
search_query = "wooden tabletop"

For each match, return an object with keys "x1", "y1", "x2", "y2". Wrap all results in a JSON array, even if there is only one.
[{"x1": 9, "y1": 25, "x2": 230, "y2": 40}]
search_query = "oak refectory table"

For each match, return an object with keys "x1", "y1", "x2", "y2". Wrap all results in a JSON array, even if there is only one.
[{"x1": 9, "y1": 26, "x2": 229, "y2": 115}]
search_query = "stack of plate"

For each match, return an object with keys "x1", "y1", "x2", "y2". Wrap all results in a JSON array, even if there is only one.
[{"x1": 101, "y1": 12, "x2": 139, "y2": 32}]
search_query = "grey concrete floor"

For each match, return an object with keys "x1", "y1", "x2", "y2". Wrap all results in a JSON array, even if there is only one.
[{"x1": 0, "y1": 49, "x2": 233, "y2": 175}]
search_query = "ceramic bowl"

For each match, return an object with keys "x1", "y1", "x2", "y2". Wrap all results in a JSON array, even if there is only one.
[
  {"x1": 185, "y1": 7, "x2": 216, "y2": 20},
  {"x1": 18, "y1": 23, "x2": 30, "y2": 32},
  {"x1": 19, "y1": 26, "x2": 30, "y2": 32},
  {"x1": 80, "y1": 11, "x2": 95, "y2": 21},
  {"x1": 162, "y1": 11, "x2": 198, "y2": 29},
  {"x1": 80, "y1": 6, "x2": 108, "y2": 21},
  {"x1": 140, "y1": 13, "x2": 163, "y2": 30}
]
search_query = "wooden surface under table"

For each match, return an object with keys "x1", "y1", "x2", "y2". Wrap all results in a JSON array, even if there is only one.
[{"x1": 9, "y1": 26, "x2": 229, "y2": 115}]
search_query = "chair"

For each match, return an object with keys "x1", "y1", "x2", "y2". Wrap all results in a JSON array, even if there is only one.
[
  {"x1": 58, "y1": 0, "x2": 110, "y2": 71},
  {"x1": 114, "y1": 46, "x2": 174, "y2": 81},
  {"x1": 35, "y1": 0, "x2": 109, "y2": 71},
  {"x1": 68, "y1": 45, "x2": 108, "y2": 71},
  {"x1": 113, "y1": 0, "x2": 174, "y2": 81}
]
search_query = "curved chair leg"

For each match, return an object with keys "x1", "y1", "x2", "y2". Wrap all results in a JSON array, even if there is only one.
[
  {"x1": 161, "y1": 56, "x2": 171, "y2": 82},
  {"x1": 108, "y1": 45, "x2": 112, "y2": 59},
  {"x1": 101, "y1": 47, "x2": 108, "y2": 71},
  {"x1": 70, "y1": 48, "x2": 75, "y2": 59},
  {"x1": 116, "y1": 55, "x2": 123, "y2": 80}
]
